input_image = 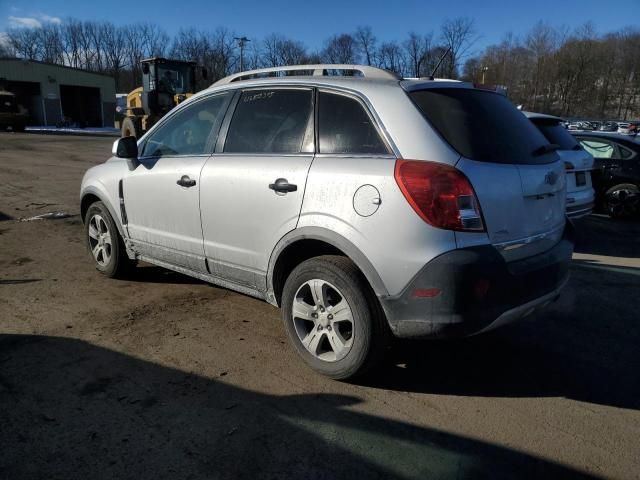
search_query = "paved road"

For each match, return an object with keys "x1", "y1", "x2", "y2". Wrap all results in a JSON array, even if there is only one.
[{"x1": 1, "y1": 132, "x2": 639, "y2": 479}]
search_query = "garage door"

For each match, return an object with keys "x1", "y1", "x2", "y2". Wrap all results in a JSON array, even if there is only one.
[{"x1": 60, "y1": 85, "x2": 102, "y2": 127}]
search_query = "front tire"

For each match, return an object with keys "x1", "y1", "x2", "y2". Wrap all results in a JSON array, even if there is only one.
[
  {"x1": 84, "y1": 201, "x2": 133, "y2": 278},
  {"x1": 281, "y1": 255, "x2": 387, "y2": 380}
]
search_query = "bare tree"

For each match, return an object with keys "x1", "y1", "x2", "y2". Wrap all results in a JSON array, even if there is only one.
[
  {"x1": 403, "y1": 32, "x2": 432, "y2": 77},
  {"x1": 263, "y1": 34, "x2": 308, "y2": 68},
  {"x1": 354, "y1": 26, "x2": 377, "y2": 66},
  {"x1": 322, "y1": 34, "x2": 357, "y2": 64},
  {"x1": 378, "y1": 41, "x2": 405, "y2": 75},
  {"x1": 3, "y1": 15, "x2": 638, "y2": 118},
  {"x1": 525, "y1": 21, "x2": 557, "y2": 110},
  {"x1": 440, "y1": 17, "x2": 477, "y2": 78},
  {"x1": 101, "y1": 23, "x2": 127, "y2": 90},
  {"x1": 0, "y1": 35, "x2": 13, "y2": 57},
  {"x1": 6, "y1": 27, "x2": 42, "y2": 59}
]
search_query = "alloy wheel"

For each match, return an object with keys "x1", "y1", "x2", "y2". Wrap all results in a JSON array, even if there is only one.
[
  {"x1": 292, "y1": 279, "x2": 354, "y2": 362},
  {"x1": 607, "y1": 188, "x2": 639, "y2": 217},
  {"x1": 88, "y1": 214, "x2": 113, "y2": 267}
]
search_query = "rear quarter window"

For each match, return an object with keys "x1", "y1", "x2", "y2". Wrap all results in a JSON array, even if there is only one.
[
  {"x1": 410, "y1": 88, "x2": 553, "y2": 164},
  {"x1": 318, "y1": 92, "x2": 389, "y2": 155}
]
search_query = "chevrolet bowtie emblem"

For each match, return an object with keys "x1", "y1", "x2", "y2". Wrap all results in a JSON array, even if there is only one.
[{"x1": 544, "y1": 171, "x2": 558, "y2": 185}]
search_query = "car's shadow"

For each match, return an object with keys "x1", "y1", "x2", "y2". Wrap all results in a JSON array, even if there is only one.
[
  {"x1": 123, "y1": 265, "x2": 205, "y2": 285},
  {"x1": 359, "y1": 253, "x2": 640, "y2": 411},
  {"x1": 573, "y1": 214, "x2": 640, "y2": 258},
  {"x1": 0, "y1": 334, "x2": 596, "y2": 479}
]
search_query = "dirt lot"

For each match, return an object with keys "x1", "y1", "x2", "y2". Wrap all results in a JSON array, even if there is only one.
[{"x1": 1, "y1": 132, "x2": 639, "y2": 479}]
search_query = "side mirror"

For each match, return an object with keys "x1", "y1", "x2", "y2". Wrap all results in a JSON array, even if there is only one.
[
  {"x1": 112, "y1": 136, "x2": 138, "y2": 159},
  {"x1": 142, "y1": 63, "x2": 150, "y2": 75},
  {"x1": 202, "y1": 67, "x2": 208, "y2": 80}
]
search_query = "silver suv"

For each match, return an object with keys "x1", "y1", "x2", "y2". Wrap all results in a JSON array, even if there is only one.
[{"x1": 81, "y1": 64, "x2": 573, "y2": 379}]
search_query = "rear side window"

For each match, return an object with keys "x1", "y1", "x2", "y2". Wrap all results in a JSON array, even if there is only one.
[
  {"x1": 578, "y1": 138, "x2": 615, "y2": 159},
  {"x1": 224, "y1": 89, "x2": 312, "y2": 153},
  {"x1": 318, "y1": 92, "x2": 389, "y2": 155},
  {"x1": 410, "y1": 88, "x2": 551, "y2": 164},
  {"x1": 531, "y1": 119, "x2": 579, "y2": 150}
]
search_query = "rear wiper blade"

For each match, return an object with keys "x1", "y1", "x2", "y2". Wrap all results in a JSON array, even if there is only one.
[{"x1": 533, "y1": 143, "x2": 560, "y2": 156}]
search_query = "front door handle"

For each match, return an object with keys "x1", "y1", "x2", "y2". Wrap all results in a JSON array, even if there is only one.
[
  {"x1": 269, "y1": 178, "x2": 297, "y2": 194},
  {"x1": 177, "y1": 175, "x2": 196, "y2": 188}
]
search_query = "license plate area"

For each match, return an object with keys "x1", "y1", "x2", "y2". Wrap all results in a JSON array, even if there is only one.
[{"x1": 575, "y1": 171, "x2": 586, "y2": 187}]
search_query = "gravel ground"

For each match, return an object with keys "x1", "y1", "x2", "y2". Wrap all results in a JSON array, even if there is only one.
[{"x1": 0, "y1": 132, "x2": 639, "y2": 479}]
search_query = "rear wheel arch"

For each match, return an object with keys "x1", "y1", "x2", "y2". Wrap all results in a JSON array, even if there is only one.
[{"x1": 267, "y1": 228, "x2": 388, "y2": 307}]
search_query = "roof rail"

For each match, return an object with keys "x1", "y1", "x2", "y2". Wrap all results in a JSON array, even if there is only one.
[{"x1": 212, "y1": 64, "x2": 400, "y2": 86}]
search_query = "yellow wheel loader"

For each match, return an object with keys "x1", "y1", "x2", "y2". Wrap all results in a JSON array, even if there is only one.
[{"x1": 119, "y1": 57, "x2": 207, "y2": 138}]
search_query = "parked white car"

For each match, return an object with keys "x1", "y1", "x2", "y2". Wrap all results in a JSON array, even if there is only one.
[{"x1": 524, "y1": 112, "x2": 595, "y2": 219}]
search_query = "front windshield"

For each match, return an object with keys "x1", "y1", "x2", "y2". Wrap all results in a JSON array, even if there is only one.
[{"x1": 155, "y1": 63, "x2": 193, "y2": 95}]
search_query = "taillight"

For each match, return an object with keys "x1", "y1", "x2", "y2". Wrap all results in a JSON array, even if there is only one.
[{"x1": 394, "y1": 160, "x2": 485, "y2": 232}]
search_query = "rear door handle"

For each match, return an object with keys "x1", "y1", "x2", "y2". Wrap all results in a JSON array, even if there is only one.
[
  {"x1": 177, "y1": 175, "x2": 196, "y2": 188},
  {"x1": 269, "y1": 178, "x2": 297, "y2": 194}
]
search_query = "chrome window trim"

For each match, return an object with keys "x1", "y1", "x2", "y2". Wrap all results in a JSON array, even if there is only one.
[
  {"x1": 313, "y1": 153, "x2": 395, "y2": 159},
  {"x1": 211, "y1": 152, "x2": 315, "y2": 158}
]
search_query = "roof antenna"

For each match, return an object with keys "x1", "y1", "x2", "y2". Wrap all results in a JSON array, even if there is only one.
[{"x1": 428, "y1": 46, "x2": 452, "y2": 80}]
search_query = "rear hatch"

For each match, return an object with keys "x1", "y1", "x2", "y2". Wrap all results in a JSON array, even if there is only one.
[
  {"x1": 529, "y1": 116, "x2": 594, "y2": 195},
  {"x1": 408, "y1": 87, "x2": 566, "y2": 261}
]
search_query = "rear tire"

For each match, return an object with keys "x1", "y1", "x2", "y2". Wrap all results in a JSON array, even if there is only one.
[
  {"x1": 12, "y1": 123, "x2": 26, "y2": 132},
  {"x1": 605, "y1": 184, "x2": 639, "y2": 219},
  {"x1": 281, "y1": 255, "x2": 388, "y2": 380},
  {"x1": 84, "y1": 201, "x2": 134, "y2": 278}
]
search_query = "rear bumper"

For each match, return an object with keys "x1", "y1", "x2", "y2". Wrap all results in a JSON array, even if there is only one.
[
  {"x1": 380, "y1": 225, "x2": 574, "y2": 339},
  {"x1": 566, "y1": 202, "x2": 594, "y2": 219},
  {"x1": 566, "y1": 187, "x2": 595, "y2": 219}
]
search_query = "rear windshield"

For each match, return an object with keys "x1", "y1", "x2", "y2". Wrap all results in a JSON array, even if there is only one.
[
  {"x1": 409, "y1": 88, "x2": 553, "y2": 164},
  {"x1": 531, "y1": 118, "x2": 579, "y2": 150}
]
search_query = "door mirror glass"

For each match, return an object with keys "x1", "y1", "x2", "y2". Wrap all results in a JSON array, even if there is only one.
[
  {"x1": 142, "y1": 63, "x2": 150, "y2": 75},
  {"x1": 112, "y1": 136, "x2": 138, "y2": 159}
]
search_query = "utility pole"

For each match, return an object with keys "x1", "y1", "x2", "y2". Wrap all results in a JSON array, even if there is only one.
[
  {"x1": 234, "y1": 36, "x2": 250, "y2": 72},
  {"x1": 481, "y1": 66, "x2": 489, "y2": 84}
]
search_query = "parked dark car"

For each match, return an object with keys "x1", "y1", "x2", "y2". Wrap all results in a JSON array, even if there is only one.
[
  {"x1": 599, "y1": 121, "x2": 618, "y2": 132},
  {"x1": 571, "y1": 132, "x2": 640, "y2": 218},
  {"x1": 0, "y1": 90, "x2": 28, "y2": 132}
]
